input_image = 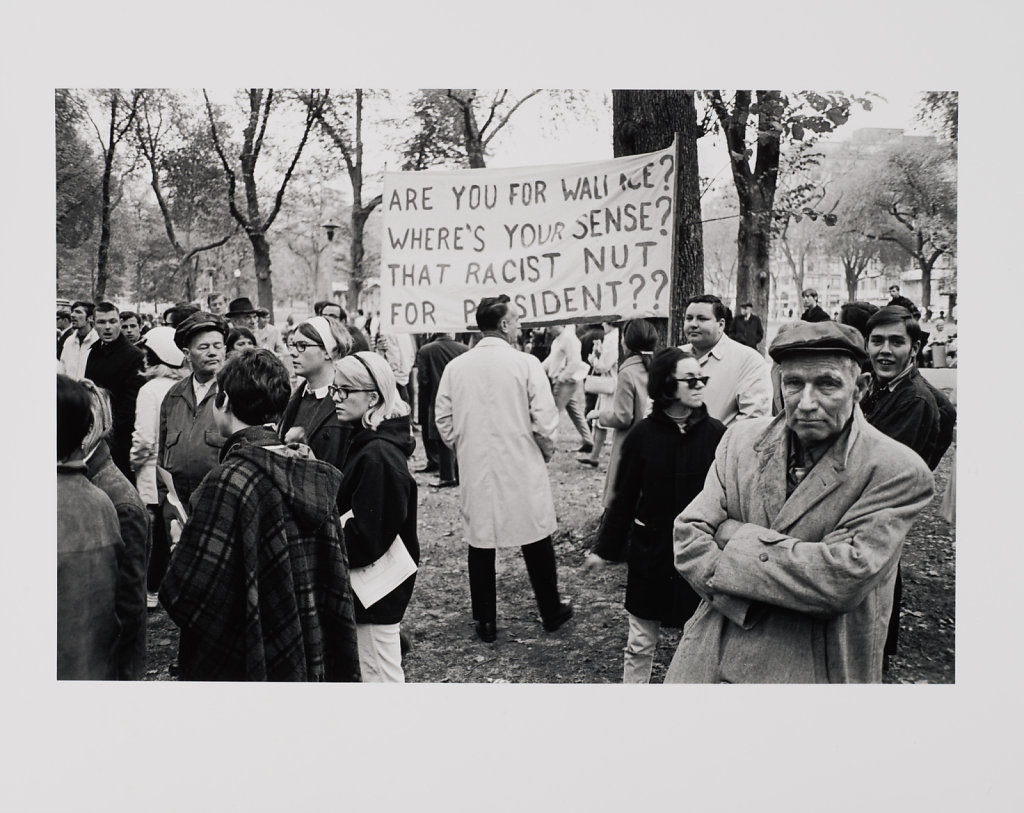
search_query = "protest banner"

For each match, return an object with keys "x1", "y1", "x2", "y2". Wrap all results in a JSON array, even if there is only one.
[{"x1": 380, "y1": 141, "x2": 677, "y2": 332}]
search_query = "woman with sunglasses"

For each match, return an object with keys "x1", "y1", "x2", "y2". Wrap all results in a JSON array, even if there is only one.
[
  {"x1": 585, "y1": 347, "x2": 725, "y2": 683},
  {"x1": 331, "y1": 351, "x2": 418, "y2": 682},
  {"x1": 277, "y1": 315, "x2": 354, "y2": 467}
]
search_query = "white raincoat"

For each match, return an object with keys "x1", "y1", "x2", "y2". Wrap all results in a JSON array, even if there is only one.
[{"x1": 434, "y1": 337, "x2": 559, "y2": 548}]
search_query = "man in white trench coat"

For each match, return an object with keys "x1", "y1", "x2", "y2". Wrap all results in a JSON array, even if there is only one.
[{"x1": 435, "y1": 295, "x2": 574, "y2": 643}]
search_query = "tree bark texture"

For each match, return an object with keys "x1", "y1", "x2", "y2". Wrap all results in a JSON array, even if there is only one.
[
  {"x1": 95, "y1": 96, "x2": 119, "y2": 300},
  {"x1": 612, "y1": 89, "x2": 704, "y2": 347},
  {"x1": 708, "y1": 90, "x2": 783, "y2": 351}
]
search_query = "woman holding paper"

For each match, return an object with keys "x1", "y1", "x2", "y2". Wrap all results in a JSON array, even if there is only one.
[{"x1": 331, "y1": 351, "x2": 419, "y2": 682}]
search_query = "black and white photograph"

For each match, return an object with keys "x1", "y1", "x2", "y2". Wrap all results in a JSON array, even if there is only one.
[{"x1": 4, "y1": 3, "x2": 1020, "y2": 810}]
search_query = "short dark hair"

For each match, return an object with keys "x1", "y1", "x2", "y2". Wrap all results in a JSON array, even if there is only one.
[
  {"x1": 476, "y1": 294, "x2": 512, "y2": 331},
  {"x1": 214, "y1": 349, "x2": 291, "y2": 426},
  {"x1": 648, "y1": 347, "x2": 697, "y2": 413},
  {"x1": 312, "y1": 300, "x2": 330, "y2": 316},
  {"x1": 94, "y1": 301, "x2": 118, "y2": 316},
  {"x1": 838, "y1": 301, "x2": 880, "y2": 341},
  {"x1": 57, "y1": 374, "x2": 93, "y2": 460},
  {"x1": 685, "y1": 294, "x2": 727, "y2": 321},
  {"x1": 889, "y1": 284, "x2": 901, "y2": 292},
  {"x1": 802, "y1": 288, "x2": 818, "y2": 299},
  {"x1": 226, "y1": 327, "x2": 257, "y2": 351},
  {"x1": 164, "y1": 305, "x2": 200, "y2": 328},
  {"x1": 864, "y1": 305, "x2": 923, "y2": 345},
  {"x1": 119, "y1": 310, "x2": 140, "y2": 324},
  {"x1": 740, "y1": 302, "x2": 754, "y2": 308},
  {"x1": 57, "y1": 309, "x2": 71, "y2": 320},
  {"x1": 71, "y1": 300, "x2": 95, "y2": 318}
]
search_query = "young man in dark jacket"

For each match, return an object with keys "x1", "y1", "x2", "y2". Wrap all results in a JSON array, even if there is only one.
[
  {"x1": 160, "y1": 349, "x2": 361, "y2": 682},
  {"x1": 84, "y1": 301, "x2": 144, "y2": 480}
]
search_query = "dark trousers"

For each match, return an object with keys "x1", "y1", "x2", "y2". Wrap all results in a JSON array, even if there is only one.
[
  {"x1": 423, "y1": 436, "x2": 441, "y2": 469},
  {"x1": 437, "y1": 440, "x2": 459, "y2": 482},
  {"x1": 147, "y1": 503, "x2": 171, "y2": 593},
  {"x1": 884, "y1": 565, "x2": 903, "y2": 660},
  {"x1": 468, "y1": 537, "x2": 561, "y2": 622}
]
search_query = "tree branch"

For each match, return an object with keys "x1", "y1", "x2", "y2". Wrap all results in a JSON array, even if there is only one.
[
  {"x1": 262, "y1": 93, "x2": 318, "y2": 232},
  {"x1": 482, "y1": 89, "x2": 542, "y2": 148},
  {"x1": 203, "y1": 89, "x2": 248, "y2": 229}
]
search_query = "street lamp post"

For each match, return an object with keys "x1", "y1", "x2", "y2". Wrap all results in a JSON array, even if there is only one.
[{"x1": 233, "y1": 268, "x2": 241, "y2": 298}]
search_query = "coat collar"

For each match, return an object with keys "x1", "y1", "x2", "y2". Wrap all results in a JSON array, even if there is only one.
[{"x1": 753, "y1": 408, "x2": 863, "y2": 533}]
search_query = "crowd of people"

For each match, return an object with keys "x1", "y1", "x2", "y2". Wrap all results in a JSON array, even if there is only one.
[{"x1": 55, "y1": 283, "x2": 955, "y2": 683}]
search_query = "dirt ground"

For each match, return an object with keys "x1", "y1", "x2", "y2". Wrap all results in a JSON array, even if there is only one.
[{"x1": 144, "y1": 414, "x2": 956, "y2": 684}]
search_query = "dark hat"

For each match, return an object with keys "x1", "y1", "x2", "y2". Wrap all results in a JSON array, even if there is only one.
[
  {"x1": 768, "y1": 320, "x2": 868, "y2": 365},
  {"x1": 173, "y1": 311, "x2": 230, "y2": 350},
  {"x1": 226, "y1": 297, "x2": 259, "y2": 316},
  {"x1": 256, "y1": 306, "x2": 270, "y2": 317}
]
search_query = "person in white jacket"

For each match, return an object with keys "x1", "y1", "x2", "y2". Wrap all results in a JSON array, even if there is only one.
[
  {"x1": 130, "y1": 326, "x2": 187, "y2": 609},
  {"x1": 435, "y1": 295, "x2": 573, "y2": 644}
]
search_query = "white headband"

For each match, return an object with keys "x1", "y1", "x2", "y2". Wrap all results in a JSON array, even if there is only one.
[{"x1": 306, "y1": 316, "x2": 337, "y2": 356}]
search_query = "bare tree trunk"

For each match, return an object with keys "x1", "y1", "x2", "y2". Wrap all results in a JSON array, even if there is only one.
[
  {"x1": 95, "y1": 97, "x2": 118, "y2": 300},
  {"x1": 612, "y1": 89, "x2": 704, "y2": 347},
  {"x1": 252, "y1": 233, "x2": 274, "y2": 311}
]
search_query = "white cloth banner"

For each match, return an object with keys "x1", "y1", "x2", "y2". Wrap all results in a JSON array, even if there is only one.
[{"x1": 379, "y1": 142, "x2": 677, "y2": 332}]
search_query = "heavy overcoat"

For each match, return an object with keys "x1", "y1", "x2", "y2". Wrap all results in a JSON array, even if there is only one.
[
  {"x1": 666, "y1": 408, "x2": 933, "y2": 683},
  {"x1": 434, "y1": 337, "x2": 559, "y2": 548},
  {"x1": 160, "y1": 426, "x2": 361, "y2": 682},
  {"x1": 595, "y1": 354, "x2": 649, "y2": 507},
  {"x1": 595, "y1": 407, "x2": 725, "y2": 625}
]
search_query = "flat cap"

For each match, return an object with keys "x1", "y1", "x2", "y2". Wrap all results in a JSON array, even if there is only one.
[
  {"x1": 768, "y1": 320, "x2": 868, "y2": 365},
  {"x1": 174, "y1": 311, "x2": 229, "y2": 350}
]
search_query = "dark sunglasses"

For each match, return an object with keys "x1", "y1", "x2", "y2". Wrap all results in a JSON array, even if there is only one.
[{"x1": 674, "y1": 376, "x2": 709, "y2": 389}]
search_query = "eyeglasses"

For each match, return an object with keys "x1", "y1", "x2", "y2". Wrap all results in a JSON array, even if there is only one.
[
  {"x1": 674, "y1": 376, "x2": 709, "y2": 389},
  {"x1": 288, "y1": 340, "x2": 323, "y2": 353},
  {"x1": 328, "y1": 385, "x2": 376, "y2": 402}
]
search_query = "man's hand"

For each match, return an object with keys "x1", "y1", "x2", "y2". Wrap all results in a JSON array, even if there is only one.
[
  {"x1": 821, "y1": 527, "x2": 856, "y2": 546},
  {"x1": 283, "y1": 426, "x2": 307, "y2": 444}
]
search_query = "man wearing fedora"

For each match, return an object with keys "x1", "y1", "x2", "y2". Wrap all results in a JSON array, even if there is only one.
[
  {"x1": 226, "y1": 297, "x2": 259, "y2": 332},
  {"x1": 665, "y1": 321, "x2": 934, "y2": 683}
]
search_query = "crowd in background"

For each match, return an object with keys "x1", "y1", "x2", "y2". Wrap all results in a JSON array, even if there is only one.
[{"x1": 55, "y1": 282, "x2": 956, "y2": 684}]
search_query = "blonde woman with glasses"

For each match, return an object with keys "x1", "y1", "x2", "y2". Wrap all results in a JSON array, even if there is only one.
[{"x1": 331, "y1": 351, "x2": 418, "y2": 682}]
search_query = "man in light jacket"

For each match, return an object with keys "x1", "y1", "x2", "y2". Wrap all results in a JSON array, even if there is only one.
[
  {"x1": 665, "y1": 321, "x2": 934, "y2": 683},
  {"x1": 435, "y1": 295, "x2": 573, "y2": 644}
]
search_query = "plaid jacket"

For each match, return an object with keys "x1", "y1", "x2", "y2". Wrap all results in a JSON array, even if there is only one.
[{"x1": 160, "y1": 426, "x2": 360, "y2": 681}]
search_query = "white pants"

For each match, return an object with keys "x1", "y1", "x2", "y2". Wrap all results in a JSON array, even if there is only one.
[
  {"x1": 623, "y1": 613, "x2": 661, "y2": 684},
  {"x1": 356, "y1": 622, "x2": 404, "y2": 683}
]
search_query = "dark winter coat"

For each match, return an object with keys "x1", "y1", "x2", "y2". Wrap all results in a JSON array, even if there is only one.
[
  {"x1": 594, "y1": 406, "x2": 725, "y2": 626},
  {"x1": 278, "y1": 386, "x2": 353, "y2": 484},
  {"x1": 337, "y1": 414, "x2": 419, "y2": 625},
  {"x1": 57, "y1": 462, "x2": 123, "y2": 680},
  {"x1": 801, "y1": 304, "x2": 831, "y2": 323},
  {"x1": 860, "y1": 368, "x2": 942, "y2": 469},
  {"x1": 415, "y1": 337, "x2": 469, "y2": 439},
  {"x1": 728, "y1": 314, "x2": 764, "y2": 349},
  {"x1": 160, "y1": 426, "x2": 361, "y2": 682},
  {"x1": 86, "y1": 440, "x2": 151, "y2": 680},
  {"x1": 84, "y1": 333, "x2": 144, "y2": 478}
]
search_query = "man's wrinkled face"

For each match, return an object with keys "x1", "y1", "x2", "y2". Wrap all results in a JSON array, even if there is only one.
[
  {"x1": 781, "y1": 353, "x2": 868, "y2": 447},
  {"x1": 868, "y1": 320, "x2": 919, "y2": 384},
  {"x1": 684, "y1": 303, "x2": 724, "y2": 351},
  {"x1": 94, "y1": 309, "x2": 121, "y2": 343},
  {"x1": 120, "y1": 317, "x2": 141, "y2": 344},
  {"x1": 230, "y1": 313, "x2": 257, "y2": 331}
]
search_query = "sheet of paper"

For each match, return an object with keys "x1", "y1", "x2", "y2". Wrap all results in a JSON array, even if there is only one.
[
  {"x1": 156, "y1": 465, "x2": 188, "y2": 524},
  {"x1": 347, "y1": 535, "x2": 418, "y2": 608}
]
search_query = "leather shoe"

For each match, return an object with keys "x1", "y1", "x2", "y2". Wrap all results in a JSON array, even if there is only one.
[
  {"x1": 577, "y1": 443, "x2": 594, "y2": 453},
  {"x1": 577, "y1": 458, "x2": 598, "y2": 467},
  {"x1": 431, "y1": 479, "x2": 459, "y2": 488},
  {"x1": 416, "y1": 463, "x2": 440, "y2": 473},
  {"x1": 542, "y1": 601, "x2": 573, "y2": 632},
  {"x1": 475, "y1": 620, "x2": 497, "y2": 643}
]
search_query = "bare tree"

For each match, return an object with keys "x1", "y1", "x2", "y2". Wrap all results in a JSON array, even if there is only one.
[
  {"x1": 613, "y1": 89, "x2": 704, "y2": 345},
  {"x1": 135, "y1": 90, "x2": 238, "y2": 302},
  {"x1": 85, "y1": 88, "x2": 141, "y2": 299},
  {"x1": 204, "y1": 89, "x2": 321, "y2": 316}
]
